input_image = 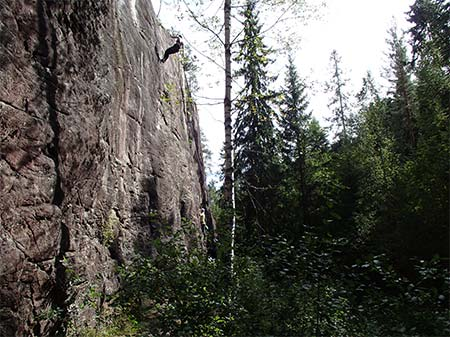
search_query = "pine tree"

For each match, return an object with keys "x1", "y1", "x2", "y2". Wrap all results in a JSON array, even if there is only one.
[{"x1": 234, "y1": 0, "x2": 279, "y2": 239}]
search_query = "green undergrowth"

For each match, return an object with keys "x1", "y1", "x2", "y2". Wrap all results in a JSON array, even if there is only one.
[{"x1": 80, "y1": 229, "x2": 450, "y2": 337}]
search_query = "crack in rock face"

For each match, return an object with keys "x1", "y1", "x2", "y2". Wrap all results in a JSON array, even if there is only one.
[{"x1": 0, "y1": 0, "x2": 212, "y2": 335}]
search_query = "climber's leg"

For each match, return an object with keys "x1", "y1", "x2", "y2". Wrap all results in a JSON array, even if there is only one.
[
  {"x1": 161, "y1": 49, "x2": 170, "y2": 63},
  {"x1": 160, "y1": 45, "x2": 180, "y2": 63}
]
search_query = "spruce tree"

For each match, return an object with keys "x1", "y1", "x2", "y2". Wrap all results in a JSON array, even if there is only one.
[
  {"x1": 279, "y1": 55, "x2": 311, "y2": 161},
  {"x1": 233, "y1": 0, "x2": 279, "y2": 239},
  {"x1": 304, "y1": 118, "x2": 341, "y2": 230},
  {"x1": 385, "y1": 26, "x2": 416, "y2": 156},
  {"x1": 398, "y1": 0, "x2": 450, "y2": 260},
  {"x1": 325, "y1": 50, "x2": 359, "y2": 237},
  {"x1": 278, "y1": 55, "x2": 311, "y2": 234},
  {"x1": 326, "y1": 50, "x2": 352, "y2": 142},
  {"x1": 408, "y1": 0, "x2": 450, "y2": 68}
]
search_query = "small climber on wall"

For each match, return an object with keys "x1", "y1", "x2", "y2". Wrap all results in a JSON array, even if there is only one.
[
  {"x1": 200, "y1": 207, "x2": 208, "y2": 235},
  {"x1": 158, "y1": 35, "x2": 184, "y2": 63}
]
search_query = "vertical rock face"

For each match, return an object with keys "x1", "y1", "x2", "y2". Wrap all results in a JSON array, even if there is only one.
[{"x1": 0, "y1": 0, "x2": 209, "y2": 335}]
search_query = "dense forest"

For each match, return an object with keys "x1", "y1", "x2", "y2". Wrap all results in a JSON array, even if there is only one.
[{"x1": 86, "y1": 0, "x2": 449, "y2": 336}]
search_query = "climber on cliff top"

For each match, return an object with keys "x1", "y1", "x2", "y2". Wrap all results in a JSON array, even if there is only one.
[{"x1": 159, "y1": 35, "x2": 183, "y2": 63}]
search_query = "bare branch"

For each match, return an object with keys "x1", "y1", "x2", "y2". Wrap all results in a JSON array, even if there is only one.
[
  {"x1": 260, "y1": 2, "x2": 297, "y2": 35},
  {"x1": 157, "y1": 0, "x2": 162, "y2": 17},
  {"x1": 182, "y1": 0, "x2": 225, "y2": 46},
  {"x1": 193, "y1": 94, "x2": 223, "y2": 101},
  {"x1": 231, "y1": 27, "x2": 245, "y2": 45},
  {"x1": 182, "y1": 37, "x2": 244, "y2": 91},
  {"x1": 196, "y1": 102, "x2": 224, "y2": 106},
  {"x1": 183, "y1": 36, "x2": 225, "y2": 70}
]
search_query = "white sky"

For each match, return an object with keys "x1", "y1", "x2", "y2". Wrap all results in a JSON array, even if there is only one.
[{"x1": 150, "y1": 0, "x2": 415, "y2": 179}]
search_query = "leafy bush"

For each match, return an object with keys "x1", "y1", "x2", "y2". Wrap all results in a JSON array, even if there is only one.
[
  {"x1": 117, "y1": 237, "x2": 232, "y2": 337},
  {"x1": 112, "y1": 231, "x2": 449, "y2": 337}
]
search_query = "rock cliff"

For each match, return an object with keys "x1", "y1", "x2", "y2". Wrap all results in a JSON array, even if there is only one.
[{"x1": 0, "y1": 0, "x2": 211, "y2": 335}]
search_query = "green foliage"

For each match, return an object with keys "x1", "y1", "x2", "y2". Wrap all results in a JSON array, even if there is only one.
[
  {"x1": 408, "y1": 0, "x2": 450, "y2": 66},
  {"x1": 201, "y1": 130, "x2": 214, "y2": 176},
  {"x1": 353, "y1": 86, "x2": 400, "y2": 238},
  {"x1": 110, "y1": 231, "x2": 449, "y2": 337},
  {"x1": 73, "y1": 1, "x2": 449, "y2": 335},
  {"x1": 62, "y1": 256, "x2": 83, "y2": 286},
  {"x1": 37, "y1": 307, "x2": 64, "y2": 322},
  {"x1": 385, "y1": 26, "x2": 417, "y2": 157},
  {"x1": 234, "y1": 0, "x2": 281, "y2": 238},
  {"x1": 347, "y1": 0, "x2": 449, "y2": 263},
  {"x1": 102, "y1": 210, "x2": 120, "y2": 247},
  {"x1": 276, "y1": 55, "x2": 311, "y2": 233},
  {"x1": 230, "y1": 233, "x2": 354, "y2": 336},
  {"x1": 65, "y1": 283, "x2": 139, "y2": 337},
  {"x1": 160, "y1": 82, "x2": 177, "y2": 105},
  {"x1": 343, "y1": 254, "x2": 450, "y2": 336},
  {"x1": 181, "y1": 43, "x2": 200, "y2": 94},
  {"x1": 325, "y1": 49, "x2": 354, "y2": 141},
  {"x1": 117, "y1": 236, "x2": 232, "y2": 337},
  {"x1": 67, "y1": 306, "x2": 139, "y2": 337}
]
